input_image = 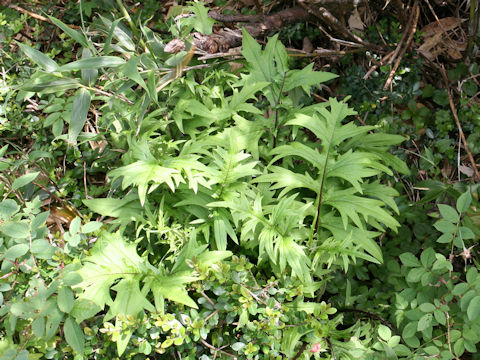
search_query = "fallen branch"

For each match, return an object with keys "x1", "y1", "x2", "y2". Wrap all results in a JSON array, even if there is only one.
[
  {"x1": 383, "y1": 0, "x2": 420, "y2": 90},
  {"x1": 439, "y1": 64, "x2": 480, "y2": 181},
  {"x1": 4, "y1": 3, "x2": 80, "y2": 29}
]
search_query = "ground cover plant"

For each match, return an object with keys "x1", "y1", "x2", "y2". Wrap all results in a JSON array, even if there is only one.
[{"x1": 0, "y1": 0, "x2": 480, "y2": 359}]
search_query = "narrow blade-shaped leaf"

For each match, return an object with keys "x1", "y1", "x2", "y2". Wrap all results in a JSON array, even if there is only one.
[
  {"x1": 68, "y1": 88, "x2": 91, "y2": 143},
  {"x1": 17, "y1": 43, "x2": 59, "y2": 72},
  {"x1": 59, "y1": 56, "x2": 125, "y2": 72},
  {"x1": 48, "y1": 16, "x2": 89, "y2": 48}
]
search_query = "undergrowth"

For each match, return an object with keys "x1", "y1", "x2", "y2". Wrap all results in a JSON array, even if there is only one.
[{"x1": 0, "y1": 1, "x2": 479, "y2": 360}]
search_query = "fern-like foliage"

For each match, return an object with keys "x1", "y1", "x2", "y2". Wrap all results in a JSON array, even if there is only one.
[{"x1": 255, "y1": 98, "x2": 403, "y2": 267}]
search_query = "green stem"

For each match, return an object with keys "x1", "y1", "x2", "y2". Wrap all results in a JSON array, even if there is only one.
[{"x1": 115, "y1": 0, "x2": 146, "y2": 49}]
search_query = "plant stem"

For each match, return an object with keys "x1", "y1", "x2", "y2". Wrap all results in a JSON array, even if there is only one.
[{"x1": 272, "y1": 72, "x2": 286, "y2": 149}]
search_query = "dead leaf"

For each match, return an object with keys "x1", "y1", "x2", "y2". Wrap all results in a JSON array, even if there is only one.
[
  {"x1": 459, "y1": 164, "x2": 474, "y2": 177},
  {"x1": 302, "y1": 36, "x2": 313, "y2": 53},
  {"x1": 418, "y1": 17, "x2": 466, "y2": 61},
  {"x1": 348, "y1": 9, "x2": 364, "y2": 32}
]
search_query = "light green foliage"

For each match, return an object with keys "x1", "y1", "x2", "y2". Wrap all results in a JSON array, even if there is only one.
[{"x1": 4, "y1": 2, "x2": 478, "y2": 360}]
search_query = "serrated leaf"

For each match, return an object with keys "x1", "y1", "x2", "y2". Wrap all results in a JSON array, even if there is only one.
[
  {"x1": 433, "y1": 310, "x2": 446, "y2": 325},
  {"x1": 438, "y1": 204, "x2": 459, "y2": 223},
  {"x1": 284, "y1": 64, "x2": 337, "y2": 93},
  {"x1": 457, "y1": 190, "x2": 472, "y2": 213},
  {"x1": 406, "y1": 268, "x2": 424, "y2": 283},
  {"x1": 83, "y1": 194, "x2": 144, "y2": 221},
  {"x1": 419, "y1": 302, "x2": 435, "y2": 313},
  {"x1": 68, "y1": 88, "x2": 91, "y2": 143},
  {"x1": 417, "y1": 313, "x2": 432, "y2": 332},
  {"x1": 64, "y1": 316, "x2": 84, "y2": 355},
  {"x1": 111, "y1": 278, "x2": 155, "y2": 316},
  {"x1": 76, "y1": 232, "x2": 146, "y2": 309},
  {"x1": 433, "y1": 219, "x2": 457, "y2": 234},
  {"x1": 12, "y1": 172, "x2": 40, "y2": 190},
  {"x1": 399, "y1": 252, "x2": 421, "y2": 267},
  {"x1": 187, "y1": 2, "x2": 215, "y2": 35},
  {"x1": 151, "y1": 274, "x2": 198, "y2": 309}
]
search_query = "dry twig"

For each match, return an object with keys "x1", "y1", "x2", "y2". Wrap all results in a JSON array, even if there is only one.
[
  {"x1": 440, "y1": 64, "x2": 480, "y2": 181},
  {"x1": 383, "y1": 0, "x2": 420, "y2": 90}
]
